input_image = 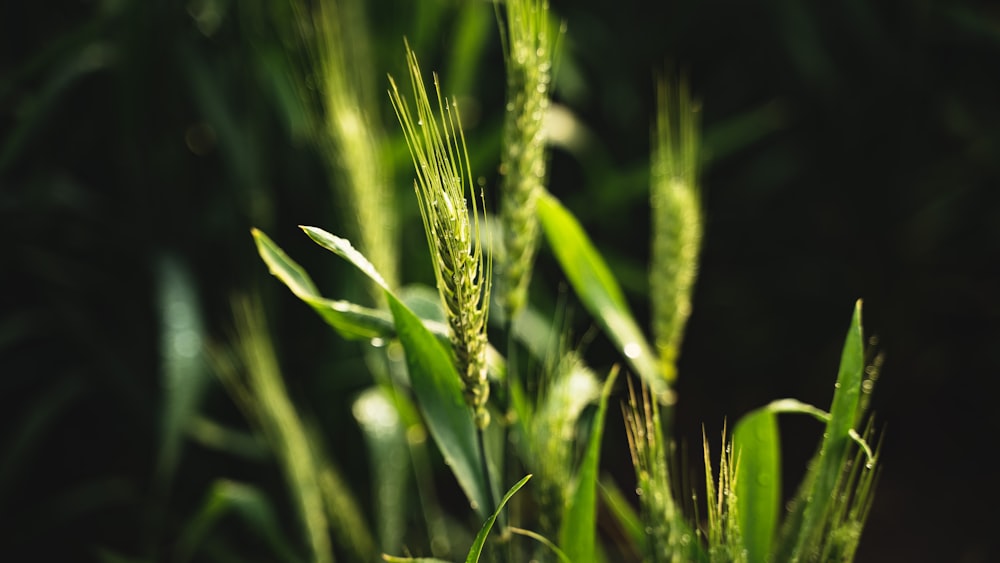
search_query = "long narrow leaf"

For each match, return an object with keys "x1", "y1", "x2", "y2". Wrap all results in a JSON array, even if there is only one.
[
  {"x1": 174, "y1": 479, "x2": 304, "y2": 563},
  {"x1": 254, "y1": 228, "x2": 508, "y2": 380},
  {"x1": 792, "y1": 299, "x2": 865, "y2": 556},
  {"x1": 561, "y1": 366, "x2": 620, "y2": 563},
  {"x1": 732, "y1": 408, "x2": 781, "y2": 563},
  {"x1": 387, "y1": 292, "x2": 493, "y2": 519},
  {"x1": 598, "y1": 479, "x2": 647, "y2": 558},
  {"x1": 536, "y1": 192, "x2": 668, "y2": 398},
  {"x1": 383, "y1": 557, "x2": 451, "y2": 563},
  {"x1": 287, "y1": 225, "x2": 492, "y2": 520},
  {"x1": 465, "y1": 474, "x2": 533, "y2": 563},
  {"x1": 253, "y1": 227, "x2": 391, "y2": 340},
  {"x1": 155, "y1": 254, "x2": 209, "y2": 489}
]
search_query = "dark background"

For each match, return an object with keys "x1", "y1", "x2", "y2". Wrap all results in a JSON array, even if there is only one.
[{"x1": 2, "y1": 0, "x2": 998, "y2": 561}]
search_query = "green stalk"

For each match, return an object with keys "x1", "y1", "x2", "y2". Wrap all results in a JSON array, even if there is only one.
[{"x1": 212, "y1": 295, "x2": 377, "y2": 563}]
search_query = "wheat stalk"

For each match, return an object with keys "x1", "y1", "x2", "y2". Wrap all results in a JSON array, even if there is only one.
[{"x1": 388, "y1": 42, "x2": 493, "y2": 429}]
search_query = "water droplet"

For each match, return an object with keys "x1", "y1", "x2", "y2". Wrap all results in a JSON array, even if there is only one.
[
  {"x1": 417, "y1": 118, "x2": 424, "y2": 126},
  {"x1": 635, "y1": 487, "x2": 644, "y2": 496},
  {"x1": 370, "y1": 337, "x2": 385, "y2": 348},
  {"x1": 623, "y1": 342, "x2": 641, "y2": 358}
]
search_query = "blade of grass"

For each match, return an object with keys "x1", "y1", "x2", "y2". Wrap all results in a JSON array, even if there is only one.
[
  {"x1": 353, "y1": 387, "x2": 408, "y2": 553},
  {"x1": 509, "y1": 527, "x2": 571, "y2": 563},
  {"x1": 155, "y1": 254, "x2": 209, "y2": 491},
  {"x1": 598, "y1": 478, "x2": 647, "y2": 558},
  {"x1": 387, "y1": 292, "x2": 493, "y2": 519},
  {"x1": 465, "y1": 474, "x2": 533, "y2": 563},
  {"x1": 214, "y1": 297, "x2": 337, "y2": 563},
  {"x1": 732, "y1": 408, "x2": 781, "y2": 563},
  {"x1": 174, "y1": 479, "x2": 304, "y2": 563},
  {"x1": 791, "y1": 299, "x2": 865, "y2": 558},
  {"x1": 536, "y1": 191, "x2": 668, "y2": 399},
  {"x1": 382, "y1": 557, "x2": 451, "y2": 563},
  {"x1": 561, "y1": 366, "x2": 620, "y2": 563}
]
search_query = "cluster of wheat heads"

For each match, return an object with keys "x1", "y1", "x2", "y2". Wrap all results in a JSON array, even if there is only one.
[{"x1": 237, "y1": 0, "x2": 882, "y2": 561}]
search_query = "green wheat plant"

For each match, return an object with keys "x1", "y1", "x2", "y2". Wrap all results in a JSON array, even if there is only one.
[
  {"x1": 497, "y1": 0, "x2": 559, "y2": 321},
  {"x1": 388, "y1": 42, "x2": 493, "y2": 431},
  {"x1": 234, "y1": 1, "x2": 883, "y2": 561}
]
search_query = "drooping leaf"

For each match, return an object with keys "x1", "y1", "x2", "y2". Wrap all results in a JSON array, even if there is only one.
[
  {"x1": 465, "y1": 474, "x2": 533, "y2": 563},
  {"x1": 253, "y1": 227, "x2": 451, "y2": 341},
  {"x1": 509, "y1": 527, "x2": 571, "y2": 563},
  {"x1": 284, "y1": 226, "x2": 493, "y2": 520},
  {"x1": 561, "y1": 366, "x2": 620, "y2": 563},
  {"x1": 733, "y1": 408, "x2": 781, "y2": 563},
  {"x1": 536, "y1": 192, "x2": 668, "y2": 398}
]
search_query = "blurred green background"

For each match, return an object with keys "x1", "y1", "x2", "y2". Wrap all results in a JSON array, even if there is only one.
[{"x1": 2, "y1": 0, "x2": 999, "y2": 561}]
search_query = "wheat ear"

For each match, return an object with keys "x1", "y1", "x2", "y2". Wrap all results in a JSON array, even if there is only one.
[{"x1": 388, "y1": 42, "x2": 493, "y2": 429}]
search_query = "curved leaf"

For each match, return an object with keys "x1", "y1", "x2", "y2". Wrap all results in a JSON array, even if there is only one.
[
  {"x1": 465, "y1": 474, "x2": 533, "y2": 563},
  {"x1": 733, "y1": 408, "x2": 781, "y2": 563},
  {"x1": 252, "y1": 227, "x2": 388, "y2": 340},
  {"x1": 387, "y1": 293, "x2": 492, "y2": 520},
  {"x1": 536, "y1": 192, "x2": 668, "y2": 398},
  {"x1": 255, "y1": 226, "x2": 492, "y2": 521}
]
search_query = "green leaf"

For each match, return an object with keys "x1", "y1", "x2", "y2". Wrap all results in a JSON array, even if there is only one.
[
  {"x1": 258, "y1": 226, "x2": 493, "y2": 521},
  {"x1": 155, "y1": 254, "x2": 209, "y2": 489},
  {"x1": 733, "y1": 408, "x2": 781, "y2": 563},
  {"x1": 300, "y1": 225, "x2": 389, "y2": 291},
  {"x1": 387, "y1": 293, "x2": 492, "y2": 520},
  {"x1": 383, "y1": 557, "x2": 453, "y2": 563},
  {"x1": 253, "y1": 228, "x2": 452, "y2": 342},
  {"x1": 174, "y1": 479, "x2": 304, "y2": 563},
  {"x1": 793, "y1": 299, "x2": 865, "y2": 555},
  {"x1": 465, "y1": 474, "x2": 533, "y2": 563},
  {"x1": 509, "y1": 527, "x2": 571, "y2": 563},
  {"x1": 352, "y1": 387, "x2": 408, "y2": 553},
  {"x1": 536, "y1": 192, "x2": 668, "y2": 397},
  {"x1": 561, "y1": 366, "x2": 620, "y2": 563},
  {"x1": 253, "y1": 227, "x2": 385, "y2": 340},
  {"x1": 598, "y1": 479, "x2": 647, "y2": 557}
]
